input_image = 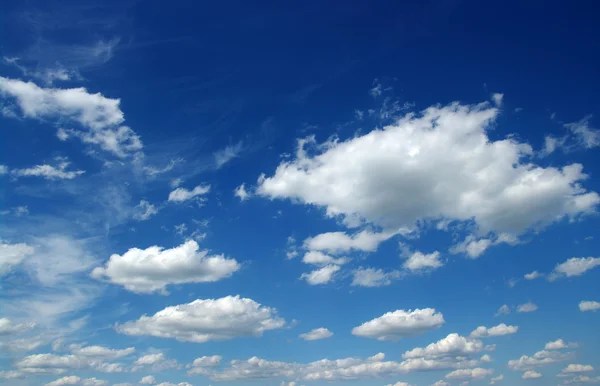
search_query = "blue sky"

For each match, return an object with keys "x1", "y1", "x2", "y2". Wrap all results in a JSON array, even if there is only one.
[{"x1": 1, "y1": 1, "x2": 599, "y2": 386}]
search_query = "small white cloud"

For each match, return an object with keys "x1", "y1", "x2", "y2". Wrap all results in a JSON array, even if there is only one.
[
  {"x1": 494, "y1": 305, "x2": 511, "y2": 317},
  {"x1": 565, "y1": 115, "x2": 599, "y2": 149},
  {"x1": 234, "y1": 183, "x2": 251, "y2": 201},
  {"x1": 579, "y1": 301, "x2": 600, "y2": 312},
  {"x1": 133, "y1": 200, "x2": 158, "y2": 221},
  {"x1": 214, "y1": 142, "x2": 243, "y2": 168},
  {"x1": 550, "y1": 257, "x2": 600, "y2": 280},
  {"x1": 517, "y1": 302, "x2": 538, "y2": 313},
  {"x1": 299, "y1": 327, "x2": 333, "y2": 341},
  {"x1": 0, "y1": 318, "x2": 36, "y2": 335},
  {"x1": 0, "y1": 242, "x2": 35, "y2": 276},
  {"x1": 560, "y1": 364, "x2": 594, "y2": 374},
  {"x1": 351, "y1": 267, "x2": 401, "y2": 287},
  {"x1": 470, "y1": 323, "x2": 518, "y2": 338},
  {"x1": 402, "y1": 250, "x2": 443, "y2": 272},
  {"x1": 491, "y1": 93, "x2": 503, "y2": 106},
  {"x1": 303, "y1": 230, "x2": 398, "y2": 255},
  {"x1": 522, "y1": 370, "x2": 542, "y2": 379},
  {"x1": 490, "y1": 374, "x2": 503, "y2": 384},
  {"x1": 544, "y1": 339, "x2": 579, "y2": 350},
  {"x1": 508, "y1": 349, "x2": 573, "y2": 371},
  {"x1": 300, "y1": 264, "x2": 341, "y2": 285},
  {"x1": 56, "y1": 128, "x2": 70, "y2": 141},
  {"x1": 139, "y1": 375, "x2": 156, "y2": 384},
  {"x1": 301, "y1": 251, "x2": 348, "y2": 266},
  {"x1": 12, "y1": 159, "x2": 84, "y2": 180},
  {"x1": 445, "y1": 368, "x2": 494, "y2": 380},
  {"x1": 352, "y1": 308, "x2": 444, "y2": 341},
  {"x1": 524, "y1": 271, "x2": 542, "y2": 280},
  {"x1": 402, "y1": 333, "x2": 483, "y2": 359},
  {"x1": 168, "y1": 185, "x2": 211, "y2": 203}
]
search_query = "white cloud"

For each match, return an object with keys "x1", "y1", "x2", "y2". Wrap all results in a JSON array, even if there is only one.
[
  {"x1": 517, "y1": 302, "x2": 538, "y2": 313},
  {"x1": 12, "y1": 160, "x2": 85, "y2": 180},
  {"x1": 0, "y1": 77, "x2": 141, "y2": 157},
  {"x1": 386, "y1": 383, "x2": 412, "y2": 386},
  {"x1": 91, "y1": 240, "x2": 240, "y2": 294},
  {"x1": 402, "y1": 333, "x2": 483, "y2": 359},
  {"x1": 168, "y1": 184, "x2": 211, "y2": 203},
  {"x1": 565, "y1": 115, "x2": 599, "y2": 149},
  {"x1": 491, "y1": 93, "x2": 504, "y2": 106},
  {"x1": 133, "y1": 200, "x2": 158, "y2": 221},
  {"x1": 140, "y1": 375, "x2": 156, "y2": 384},
  {"x1": 490, "y1": 374, "x2": 504, "y2": 384},
  {"x1": 188, "y1": 355, "x2": 222, "y2": 374},
  {"x1": 155, "y1": 383, "x2": 192, "y2": 386},
  {"x1": 545, "y1": 339, "x2": 579, "y2": 350},
  {"x1": 445, "y1": 368, "x2": 494, "y2": 380},
  {"x1": 0, "y1": 242, "x2": 35, "y2": 276},
  {"x1": 470, "y1": 323, "x2": 518, "y2": 338},
  {"x1": 524, "y1": 271, "x2": 542, "y2": 280},
  {"x1": 0, "y1": 164, "x2": 8, "y2": 174},
  {"x1": 550, "y1": 257, "x2": 600, "y2": 280},
  {"x1": 1, "y1": 337, "x2": 43, "y2": 352},
  {"x1": 579, "y1": 301, "x2": 600, "y2": 312},
  {"x1": 299, "y1": 328, "x2": 333, "y2": 341},
  {"x1": 234, "y1": 183, "x2": 250, "y2": 201},
  {"x1": 352, "y1": 308, "x2": 445, "y2": 341},
  {"x1": 431, "y1": 381, "x2": 450, "y2": 386},
  {"x1": 300, "y1": 264, "x2": 341, "y2": 285},
  {"x1": 256, "y1": 101, "x2": 599, "y2": 249},
  {"x1": 560, "y1": 364, "x2": 595, "y2": 375},
  {"x1": 494, "y1": 304, "x2": 511, "y2": 316},
  {"x1": 522, "y1": 370, "x2": 542, "y2": 379},
  {"x1": 214, "y1": 141, "x2": 243, "y2": 168},
  {"x1": 301, "y1": 251, "x2": 348, "y2": 266},
  {"x1": 403, "y1": 250, "x2": 443, "y2": 272},
  {"x1": 303, "y1": 230, "x2": 398, "y2": 255},
  {"x1": 508, "y1": 349, "x2": 573, "y2": 371},
  {"x1": 135, "y1": 353, "x2": 166, "y2": 366},
  {"x1": 351, "y1": 267, "x2": 401, "y2": 287},
  {"x1": 117, "y1": 295, "x2": 286, "y2": 343},
  {"x1": 0, "y1": 318, "x2": 36, "y2": 335},
  {"x1": 68, "y1": 344, "x2": 135, "y2": 360}
]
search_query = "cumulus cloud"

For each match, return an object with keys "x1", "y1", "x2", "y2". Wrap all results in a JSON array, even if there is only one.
[
  {"x1": 490, "y1": 374, "x2": 504, "y2": 384},
  {"x1": 234, "y1": 183, "x2": 250, "y2": 201},
  {"x1": 0, "y1": 77, "x2": 142, "y2": 157},
  {"x1": 579, "y1": 301, "x2": 600, "y2": 312},
  {"x1": 351, "y1": 267, "x2": 401, "y2": 287},
  {"x1": 300, "y1": 264, "x2": 341, "y2": 285},
  {"x1": 299, "y1": 328, "x2": 333, "y2": 341},
  {"x1": 67, "y1": 344, "x2": 135, "y2": 360},
  {"x1": 139, "y1": 375, "x2": 156, "y2": 384},
  {"x1": 168, "y1": 185, "x2": 211, "y2": 203},
  {"x1": 45, "y1": 376, "x2": 108, "y2": 386},
  {"x1": 431, "y1": 381, "x2": 450, "y2": 386},
  {"x1": 550, "y1": 257, "x2": 600, "y2": 280},
  {"x1": 517, "y1": 302, "x2": 538, "y2": 313},
  {"x1": 545, "y1": 339, "x2": 579, "y2": 350},
  {"x1": 256, "y1": 101, "x2": 599, "y2": 256},
  {"x1": 301, "y1": 251, "x2": 349, "y2": 266},
  {"x1": 352, "y1": 308, "x2": 445, "y2": 341},
  {"x1": 117, "y1": 295, "x2": 286, "y2": 343},
  {"x1": 188, "y1": 355, "x2": 222, "y2": 375},
  {"x1": 402, "y1": 250, "x2": 444, "y2": 272},
  {"x1": 402, "y1": 333, "x2": 483, "y2": 359},
  {"x1": 91, "y1": 240, "x2": 240, "y2": 294},
  {"x1": 522, "y1": 370, "x2": 542, "y2": 379},
  {"x1": 470, "y1": 323, "x2": 518, "y2": 338},
  {"x1": 303, "y1": 230, "x2": 399, "y2": 254},
  {"x1": 445, "y1": 368, "x2": 494, "y2": 380},
  {"x1": 0, "y1": 242, "x2": 35, "y2": 276},
  {"x1": 560, "y1": 364, "x2": 594, "y2": 374},
  {"x1": 524, "y1": 271, "x2": 542, "y2": 280},
  {"x1": 508, "y1": 349, "x2": 573, "y2": 371}
]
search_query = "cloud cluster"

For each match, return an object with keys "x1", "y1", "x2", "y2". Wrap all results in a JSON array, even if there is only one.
[{"x1": 470, "y1": 323, "x2": 518, "y2": 338}]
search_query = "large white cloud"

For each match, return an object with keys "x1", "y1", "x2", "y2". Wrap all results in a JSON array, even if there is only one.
[
  {"x1": 256, "y1": 101, "x2": 599, "y2": 244},
  {"x1": 470, "y1": 323, "x2": 518, "y2": 338},
  {"x1": 352, "y1": 308, "x2": 444, "y2": 341},
  {"x1": 299, "y1": 328, "x2": 333, "y2": 341},
  {"x1": 0, "y1": 77, "x2": 142, "y2": 157},
  {"x1": 0, "y1": 242, "x2": 35, "y2": 276},
  {"x1": 402, "y1": 333, "x2": 483, "y2": 359},
  {"x1": 91, "y1": 240, "x2": 240, "y2": 294},
  {"x1": 117, "y1": 295, "x2": 286, "y2": 343}
]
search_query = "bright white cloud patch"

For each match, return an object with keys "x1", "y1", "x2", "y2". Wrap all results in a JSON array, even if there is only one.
[
  {"x1": 256, "y1": 101, "x2": 599, "y2": 245},
  {"x1": 545, "y1": 339, "x2": 578, "y2": 350},
  {"x1": 470, "y1": 323, "x2": 518, "y2": 338},
  {"x1": 508, "y1": 349, "x2": 573, "y2": 371},
  {"x1": 67, "y1": 344, "x2": 135, "y2": 360},
  {"x1": 0, "y1": 242, "x2": 35, "y2": 276},
  {"x1": 445, "y1": 368, "x2": 493, "y2": 380},
  {"x1": 402, "y1": 333, "x2": 483, "y2": 359},
  {"x1": 133, "y1": 200, "x2": 158, "y2": 221},
  {"x1": 352, "y1": 308, "x2": 445, "y2": 341},
  {"x1": 117, "y1": 295, "x2": 286, "y2": 342},
  {"x1": 550, "y1": 257, "x2": 600, "y2": 279},
  {"x1": 560, "y1": 364, "x2": 594, "y2": 374},
  {"x1": 187, "y1": 355, "x2": 222, "y2": 375},
  {"x1": 522, "y1": 370, "x2": 542, "y2": 379},
  {"x1": 91, "y1": 240, "x2": 240, "y2": 294},
  {"x1": 234, "y1": 183, "x2": 250, "y2": 201},
  {"x1": 524, "y1": 271, "x2": 542, "y2": 280},
  {"x1": 300, "y1": 264, "x2": 341, "y2": 285},
  {"x1": 168, "y1": 185, "x2": 211, "y2": 203},
  {"x1": 402, "y1": 250, "x2": 443, "y2": 272},
  {"x1": 45, "y1": 376, "x2": 108, "y2": 386},
  {"x1": 351, "y1": 267, "x2": 400, "y2": 287},
  {"x1": 579, "y1": 301, "x2": 600, "y2": 312},
  {"x1": 303, "y1": 230, "x2": 398, "y2": 254},
  {"x1": 517, "y1": 302, "x2": 538, "y2": 313},
  {"x1": 299, "y1": 328, "x2": 333, "y2": 341},
  {"x1": 12, "y1": 160, "x2": 85, "y2": 180},
  {"x1": 0, "y1": 318, "x2": 36, "y2": 335}
]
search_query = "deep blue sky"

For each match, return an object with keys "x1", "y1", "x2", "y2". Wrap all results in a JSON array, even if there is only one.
[{"x1": 1, "y1": 1, "x2": 599, "y2": 386}]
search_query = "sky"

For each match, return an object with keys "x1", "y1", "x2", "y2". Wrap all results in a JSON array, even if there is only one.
[{"x1": 0, "y1": 0, "x2": 599, "y2": 386}]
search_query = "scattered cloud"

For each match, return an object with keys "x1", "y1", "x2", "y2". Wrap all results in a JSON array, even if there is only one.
[
  {"x1": 300, "y1": 264, "x2": 341, "y2": 285},
  {"x1": 91, "y1": 240, "x2": 240, "y2": 294},
  {"x1": 522, "y1": 370, "x2": 542, "y2": 379},
  {"x1": 470, "y1": 323, "x2": 518, "y2": 338},
  {"x1": 517, "y1": 302, "x2": 538, "y2": 313},
  {"x1": 214, "y1": 141, "x2": 243, "y2": 168},
  {"x1": 0, "y1": 242, "x2": 35, "y2": 276},
  {"x1": 545, "y1": 339, "x2": 579, "y2": 350},
  {"x1": 168, "y1": 184, "x2": 211, "y2": 203},
  {"x1": 508, "y1": 349, "x2": 573, "y2": 371},
  {"x1": 490, "y1": 374, "x2": 504, "y2": 384},
  {"x1": 579, "y1": 301, "x2": 600, "y2": 312},
  {"x1": 524, "y1": 271, "x2": 542, "y2": 280},
  {"x1": 132, "y1": 200, "x2": 159, "y2": 221},
  {"x1": 12, "y1": 158, "x2": 85, "y2": 180},
  {"x1": 303, "y1": 229, "x2": 399, "y2": 255},
  {"x1": 494, "y1": 305, "x2": 511, "y2": 317},
  {"x1": 351, "y1": 267, "x2": 401, "y2": 287},
  {"x1": 234, "y1": 183, "x2": 251, "y2": 201},
  {"x1": 139, "y1": 375, "x2": 156, "y2": 385},
  {"x1": 445, "y1": 368, "x2": 494, "y2": 380},
  {"x1": 549, "y1": 257, "x2": 600, "y2": 280},
  {"x1": 299, "y1": 328, "x2": 333, "y2": 341},
  {"x1": 352, "y1": 308, "x2": 444, "y2": 341},
  {"x1": 402, "y1": 250, "x2": 444, "y2": 272}
]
